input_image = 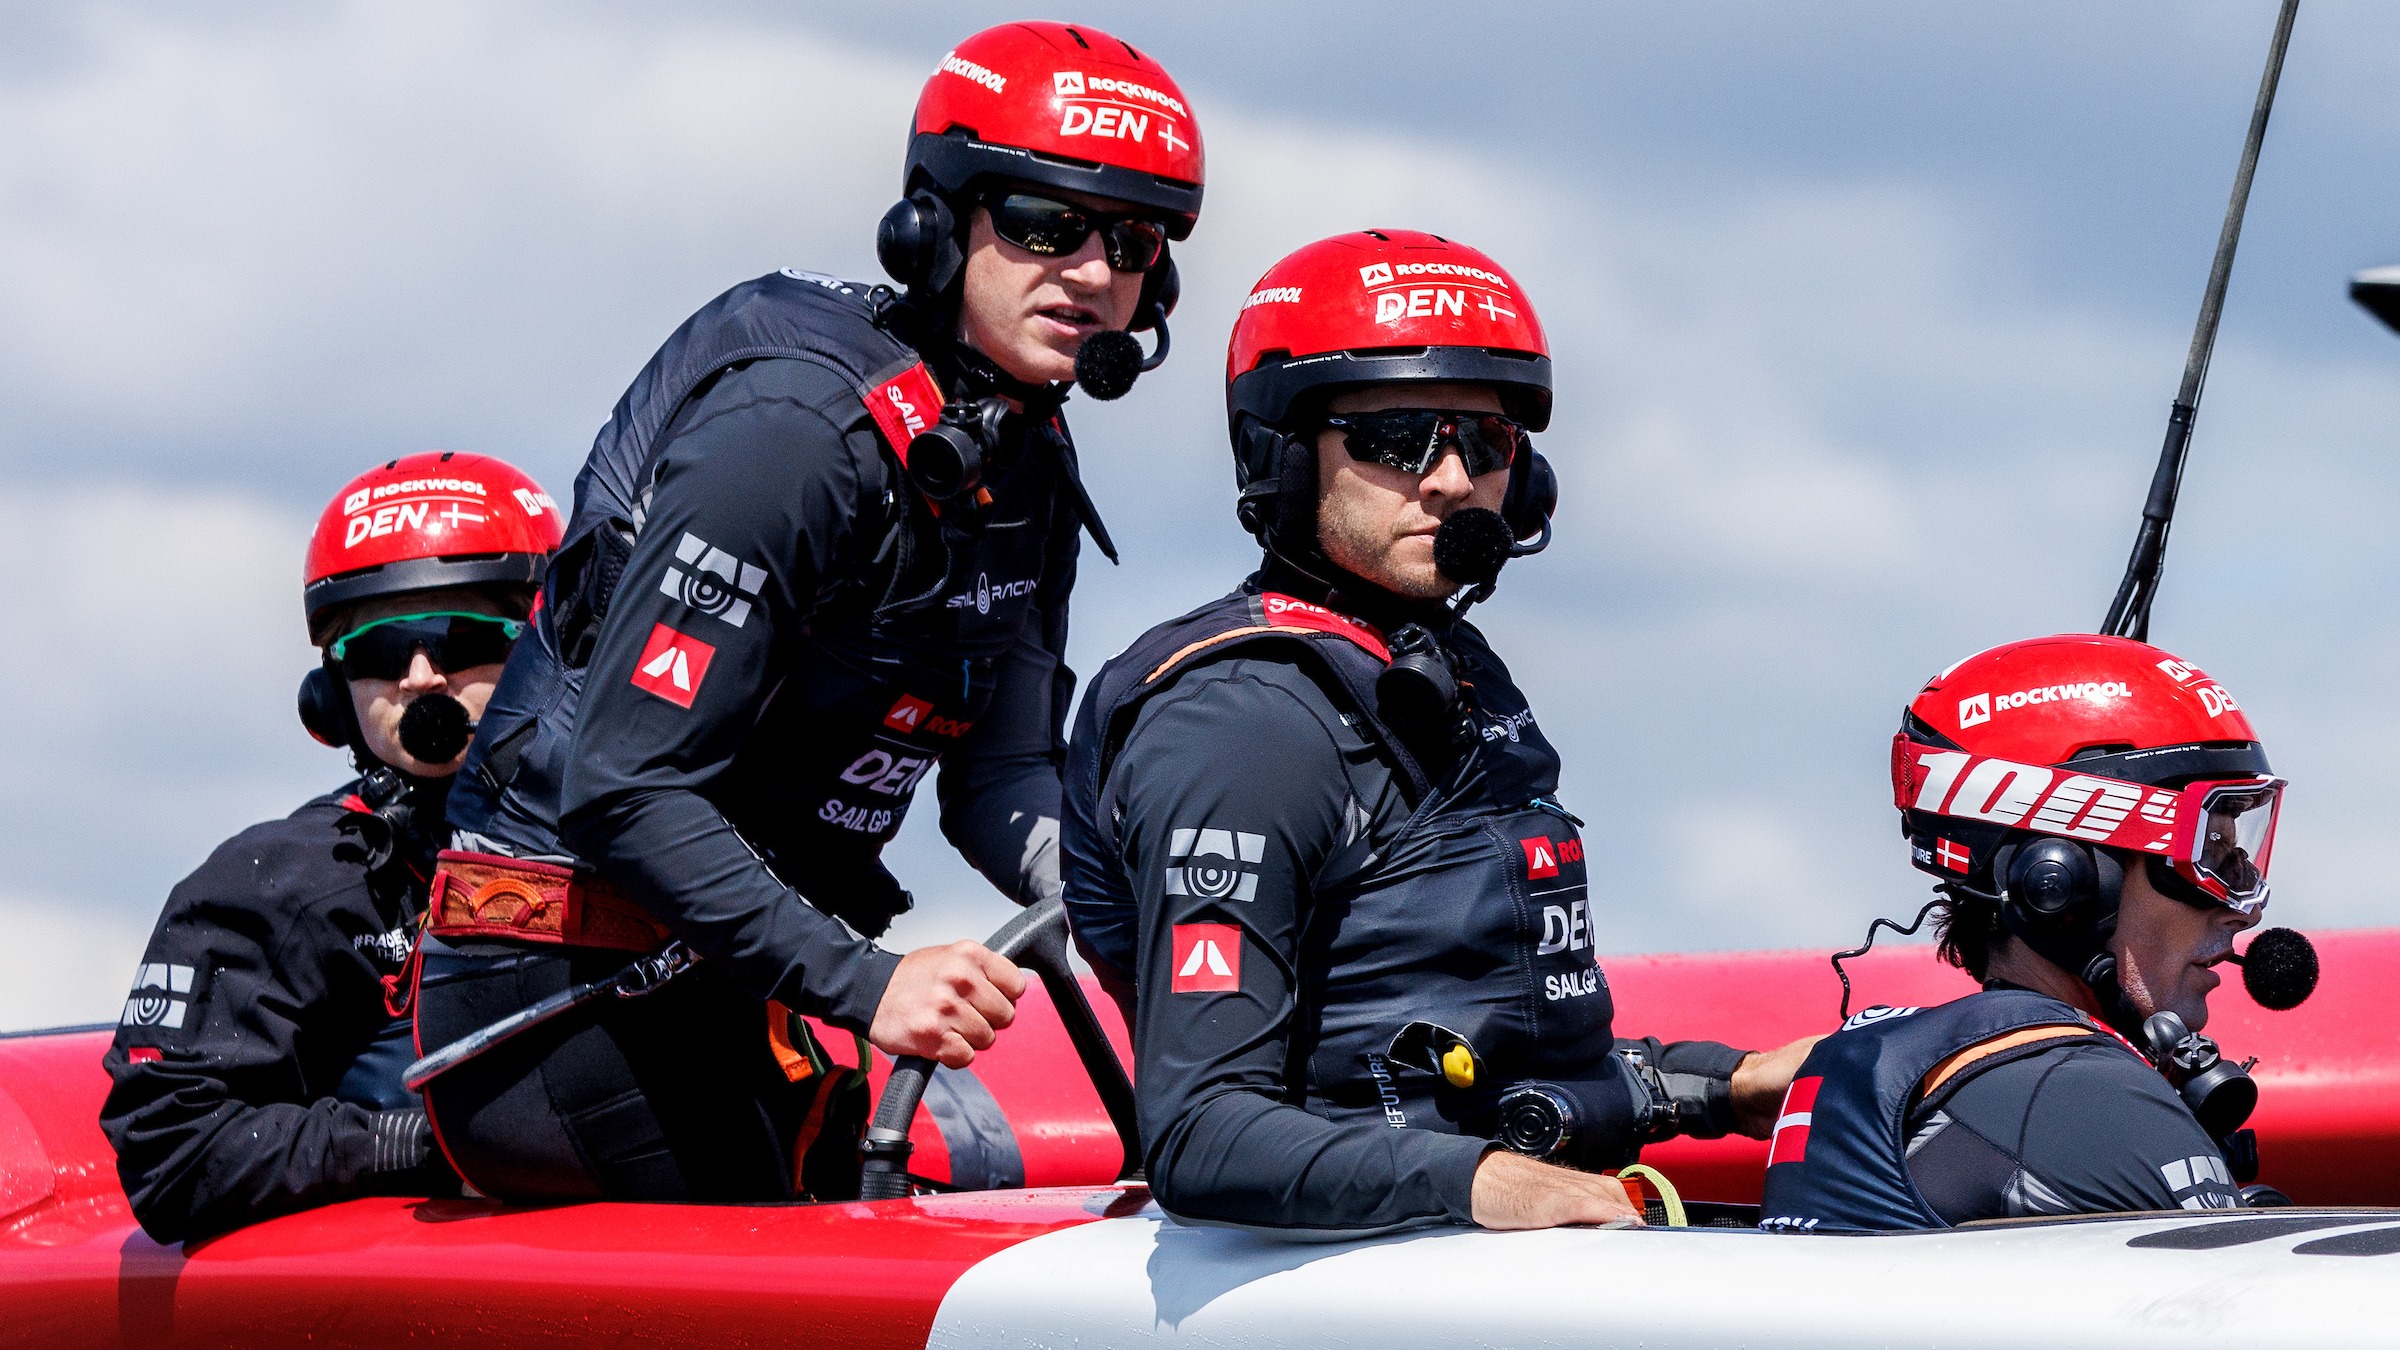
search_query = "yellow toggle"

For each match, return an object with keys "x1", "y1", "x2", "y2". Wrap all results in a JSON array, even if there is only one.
[{"x1": 1441, "y1": 1043, "x2": 1476, "y2": 1088}]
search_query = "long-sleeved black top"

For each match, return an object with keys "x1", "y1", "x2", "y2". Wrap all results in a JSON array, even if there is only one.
[
  {"x1": 523, "y1": 354, "x2": 1077, "y2": 1031},
  {"x1": 1906, "y1": 1035, "x2": 2244, "y2": 1220},
  {"x1": 99, "y1": 784, "x2": 443, "y2": 1242}
]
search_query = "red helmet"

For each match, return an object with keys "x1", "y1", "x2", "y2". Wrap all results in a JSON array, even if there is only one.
[
  {"x1": 1894, "y1": 634, "x2": 2280, "y2": 911},
  {"x1": 303, "y1": 452, "x2": 565, "y2": 637},
  {"x1": 905, "y1": 22, "x2": 1204, "y2": 236},
  {"x1": 1226, "y1": 230, "x2": 1552, "y2": 489}
]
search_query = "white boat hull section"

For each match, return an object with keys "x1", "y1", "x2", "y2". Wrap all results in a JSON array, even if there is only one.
[{"x1": 930, "y1": 1208, "x2": 2399, "y2": 1348}]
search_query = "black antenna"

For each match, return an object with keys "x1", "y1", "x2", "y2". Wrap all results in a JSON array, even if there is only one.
[{"x1": 2101, "y1": 0, "x2": 2300, "y2": 641}]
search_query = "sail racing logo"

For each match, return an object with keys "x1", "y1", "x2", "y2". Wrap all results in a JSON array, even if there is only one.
[{"x1": 947, "y1": 573, "x2": 1038, "y2": 615}]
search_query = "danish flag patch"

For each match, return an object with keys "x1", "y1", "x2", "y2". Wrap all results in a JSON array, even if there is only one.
[
  {"x1": 1170, "y1": 924, "x2": 1241, "y2": 993},
  {"x1": 630, "y1": 623, "x2": 715, "y2": 708},
  {"x1": 1522, "y1": 836, "x2": 1561, "y2": 880},
  {"x1": 1768, "y1": 1075, "x2": 1822, "y2": 1166},
  {"x1": 1936, "y1": 838, "x2": 1973, "y2": 873}
]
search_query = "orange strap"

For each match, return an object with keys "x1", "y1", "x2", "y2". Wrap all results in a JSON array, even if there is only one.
[
  {"x1": 427, "y1": 850, "x2": 672, "y2": 953},
  {"x1": 1920, "y1": 1024, "x2": 2093, "y2": 1101}
]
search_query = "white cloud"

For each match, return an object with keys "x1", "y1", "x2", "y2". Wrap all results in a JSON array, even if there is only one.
[
  {"x1": 0, "y1": 4, "x2": 2392, "y2": 1032},
  {"x1": 0, "y1": 889, "x2": 157, "y2": 1031}
]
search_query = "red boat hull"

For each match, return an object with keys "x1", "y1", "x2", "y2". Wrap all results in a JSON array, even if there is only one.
[{"x1": 4, "y1": 929, "x2": 2394, "y2": 1345}]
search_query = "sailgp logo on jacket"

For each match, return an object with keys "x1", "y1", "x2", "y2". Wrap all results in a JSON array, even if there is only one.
[
  {"x1": 121, "y1": 963, "x2": 194, "y2": 1029},
  {"x1": 1839, "y1": 1004, "x2": 1922, "y2": 1033},
  {"x1": 947, "y1": 573, "x2": 1039, "y2": 615},
  {"x1": 1481, "y1": 708, "x2": 1536, "y2": 743},
  {"x1": 1260, "y1": 593, "x2": 1390, "y2": 661},
  {"x1": 1170, "y1": 924, "x2": 1241, "y2": 993},
  {"x1": 1165, "y1": 827, "x2": 1265, "y2": 902},
  {"x1": 865, "y1": 363, "x2": 945, "y2": 456},
  {"x1": 661, "y1": 532, "x2": 767, "y2": 629},
  {"x1": 630, "y1": 623, "x2": 715, "y2": 709}
]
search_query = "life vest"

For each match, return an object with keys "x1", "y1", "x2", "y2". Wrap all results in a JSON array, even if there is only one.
[
  {"x1": 1063, "y1": 583, "x2": 1621, "y2": 1135},
  {"x1": 1758, "y1": 988, "x2": 2136, "y2": 1232},
  {"x1": 448, "y1": 270, "x2": 1074, "y2": 916}
]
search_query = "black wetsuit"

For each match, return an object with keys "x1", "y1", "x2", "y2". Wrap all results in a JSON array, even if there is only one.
[
  {"x1": 425, "y1": 272, "x2": 1083, "y2": 1200},
  {"x1": 1064, "y1": 569, "x2": 1747, "y2": 1234},
  {"x1": 100, "y1": 776, "x2": 451, "y2": 1243},
  {"x1": 1902, "y1": 1021, "x2": 2241, "y2": 1222}
]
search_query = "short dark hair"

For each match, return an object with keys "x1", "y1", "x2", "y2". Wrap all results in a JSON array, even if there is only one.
[{"x1": 1933, "y1": 888, "x2": 2005, "y2": 983}]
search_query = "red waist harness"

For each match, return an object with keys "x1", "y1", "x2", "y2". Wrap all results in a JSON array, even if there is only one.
[{"x1": 427, "y1": 850, "x2": 672, "y2": 953}]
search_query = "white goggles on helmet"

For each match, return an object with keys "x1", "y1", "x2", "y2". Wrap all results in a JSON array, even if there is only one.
[{"x1": 1892, "y1": 737, "x2": 2284, "y2": 914}]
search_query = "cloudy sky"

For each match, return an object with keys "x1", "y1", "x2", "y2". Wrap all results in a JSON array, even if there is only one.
[{"x1": 4, "y1": 1, "x2": 2396, "y2": 1029}]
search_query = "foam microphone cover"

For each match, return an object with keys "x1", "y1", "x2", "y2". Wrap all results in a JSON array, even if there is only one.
[
  {"x1": 2237, "y1": 927, "x2": 2319, "y2": 1010},
  {"x1": 397, "y1": 693, "x2": 474, "y2": 766},
  {"x1": 1433, "y1": 508, "x2": 1513, "y2": 588},
  {"x1": 1074, "y1": 330, "x2": 1143, "y2": 401}
]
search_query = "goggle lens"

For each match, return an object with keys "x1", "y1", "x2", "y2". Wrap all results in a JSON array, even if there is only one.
[
  {"x1": 987, "y1": 192, "x2": 1168, "y2": 273},
  {"x1": 2185, "y1": 780, "x2": 2280, "y2": 911},
  {"x1": 330, "y1": 612, "x2": 524, "y2": 681},
  {"x1": 1325, "y1": 409, "x2": 1527, "y2": 478}
]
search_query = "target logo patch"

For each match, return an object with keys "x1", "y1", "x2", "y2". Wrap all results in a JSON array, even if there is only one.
[
  {"x1": 121, "y1": 963, "x2": 194, "y2": 1030},
  {"x1": 1170, "y1": 924, "x2": 1241, "y2": 993},
  {"x1": 630, "y1": 623, "x2": 715, "y2": 708},
  {"x1": 660, "y1": 531, "x2": 767, "y2": 629},
  {"x1": 1165, "y1": 826, "x2": 1265, "y2": 902}
]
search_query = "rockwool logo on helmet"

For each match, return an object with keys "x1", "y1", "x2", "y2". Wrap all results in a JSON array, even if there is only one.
[
  {"x1": 1244, "y1": 286, "x2": 1303, "y2": 308},
  {"x1": 1957, "y1": 681, "x2": 2133, "y2": 728},
  {"x1": 1054, "y1": 69, "x2": 1187, "y2": 116},
  {"x1": 348, "y1": 477, "x2": 489, "y2": 511},
  {"x1": 1358, "y1": 260, "x2": 1507, "y2": 290},
  {"x1": 939, "y1": 51, "x2": 1006, "y2": 94}
]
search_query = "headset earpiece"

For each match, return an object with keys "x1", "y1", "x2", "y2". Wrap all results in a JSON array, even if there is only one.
[
  {"x1": 876, "y1": 191, "x2": 962, "y2": 295},
  {"x1": 1502, "y1": 448, "x2": 1557, "y2": 555},
  {"x1": 298, "y1": 662, "x2": 360, "y2": 751},
  {"x1": 1133, "y1": 252, "x2": 1180, "y2": 332},
  {"x1": 2004, "y1": 837, "x2": 2101, "y2": 920}
]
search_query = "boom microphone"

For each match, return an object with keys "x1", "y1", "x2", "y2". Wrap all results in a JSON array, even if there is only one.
[
  {"x1": 398, "y1": 693, "x2": 474, "y2": 766},
  {"x1": 1073, "y1": 330, "x2": 1145, "y2": 401},
  {"x1": 1434, "y1": 507, "x2": 1514, "y2": 589},
  {"x1": 2232, "y1": 926, "x2": 2319, "y2": 1010}
]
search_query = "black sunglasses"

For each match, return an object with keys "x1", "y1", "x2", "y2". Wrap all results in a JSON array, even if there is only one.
[
  {"x1": 981, "y1": 191, "x2": 1169, "y2": 273},
  {"x1": 1322, "y1": 409, "x2": 1529, "y2": 478},
  {"x1": 328, "y1": 612, "x2": 524, "y2": 681}
]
